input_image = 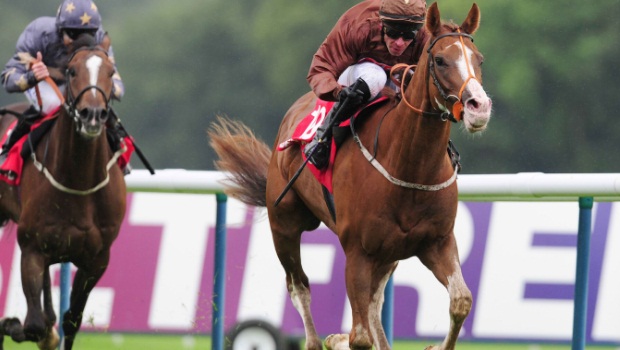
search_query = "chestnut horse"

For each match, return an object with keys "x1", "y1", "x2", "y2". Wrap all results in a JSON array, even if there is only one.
[
  {"x1": 209, "y1": 3, "x2": 491, "y2": 350},
  {"x1": 0, "y1": 35, "x2": 126, "y2": 350}
]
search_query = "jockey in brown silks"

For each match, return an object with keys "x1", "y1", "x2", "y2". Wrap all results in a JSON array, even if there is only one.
[{"x1": 305, "y1": 0, "x2": 429, "y2": 169}]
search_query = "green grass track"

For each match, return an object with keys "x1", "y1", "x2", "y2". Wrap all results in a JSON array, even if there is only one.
[{"x1": 1, "y1": 333, "x2": 618, "y2": 350}]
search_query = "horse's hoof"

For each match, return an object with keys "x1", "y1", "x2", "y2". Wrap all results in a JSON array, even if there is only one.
[
  {"x1": 36, "y1": 327, "x2": 59, "y2": 350},
  {"x1": 0, "y1": 317, "x2": 25, "y2": 342},
  {"x1": 324, "y1": 334, "x2": 349, "y2": 350},
  {"x1": 424, "y1": 346, "x2": 439, "y2": 350}
]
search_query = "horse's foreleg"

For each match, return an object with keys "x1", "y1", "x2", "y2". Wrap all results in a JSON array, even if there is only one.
[
  {"x1": 37, "y1": 269, "x2": 59, "y2": 350},
  {"x1": 272, "y1": 231, "x2": 322, "y2": 350},
  {"x1": 419, "y1": 234, "x2": 472, "y2": 350},
  {"x1": 441, "y1": 268, "x2": 472, "y2": 349},
  {"x1": 342, "y1": 253, "x2": 396, "y2": 350},
  {"x1": 368, "y1": 262, "x2": 398, "y2": 350},
  {"x1": 42, "y1": 269, "x2": 57, "y2": 325},
  {"x1": 61, "y1": 255, "x2": 109, "y2": 350},
  {"x1": 20, "y1": 252, "x2": 48, "y2": 342}
]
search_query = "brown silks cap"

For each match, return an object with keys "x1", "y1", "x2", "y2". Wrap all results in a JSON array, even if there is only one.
[{"x1": 379, "y1": 0, "x2": 426, "y2": 23}]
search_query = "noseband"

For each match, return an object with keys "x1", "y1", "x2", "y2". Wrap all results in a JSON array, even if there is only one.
[
  {"x1": 64, "y1": 47, "x2": 112, "y2": 124},
  {"x1": 394, "y1": 29, "x2": 476, "y2": 122}
]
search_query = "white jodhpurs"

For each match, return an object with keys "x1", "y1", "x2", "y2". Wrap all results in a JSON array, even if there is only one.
[
  {"x1": 337, "y1": 62, "x2": 387, "y2": 100},
  {"x1": 24, "y1": 81, "x2": 65, "y2": 115}
]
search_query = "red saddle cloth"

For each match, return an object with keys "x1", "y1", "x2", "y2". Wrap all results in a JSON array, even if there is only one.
[
  {"x1": 0, "y1": 108, "x2": 135, "y2": 186},
  {"x1": 277, "y1": 96, "x2": 387, "y2": 192}
]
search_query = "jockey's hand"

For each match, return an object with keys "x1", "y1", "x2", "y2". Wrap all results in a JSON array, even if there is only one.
[
  {"x1": 338, "y1": 78, "x2": 371, "y2": 105},
  {"x1": 31, "y1": 52, "x2": 50, "y2": 82}
]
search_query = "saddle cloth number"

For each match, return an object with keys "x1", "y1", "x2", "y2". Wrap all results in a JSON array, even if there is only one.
[{"x1": 299, "y1": 104, "x2": 328, "y2": 140}]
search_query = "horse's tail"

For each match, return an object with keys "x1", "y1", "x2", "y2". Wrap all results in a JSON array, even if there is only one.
[{"x1": 208, "y1": 116, "x2": 271, "y2": 207}]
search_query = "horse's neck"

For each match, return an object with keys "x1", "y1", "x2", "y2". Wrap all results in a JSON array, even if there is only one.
[
  {"x1": 384, "y1": 67, "x2": 453, "y2": 179},
  {"x1": 49, "y1": 112, "x2": 109, "y2": 176}
]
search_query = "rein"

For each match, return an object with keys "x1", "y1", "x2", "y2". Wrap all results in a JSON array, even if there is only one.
[
  {"x1": 29, "y1": 47, "x2": 122, "y2": 196},
  {"x1": 391, "y1": 29, "x2": 475, "y2": 123}
]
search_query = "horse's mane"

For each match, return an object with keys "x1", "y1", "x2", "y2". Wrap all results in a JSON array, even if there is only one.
[
  {"x1": 380, "y1": 86, "x2": 397, "y2": 100},
  {"x1": 69, "y1": 34, "x2": 99, "y2": 54},
  {"x1": 444, "y1": 21, "x2": 460, "y2": 31}
]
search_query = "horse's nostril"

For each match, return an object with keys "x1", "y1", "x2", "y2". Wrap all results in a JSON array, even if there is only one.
[
  {"x1": 78, "y1": 108, "x2": 109, "y2": 122},
  {"x1": 79, "y1": 108, "x2": 92, "y2": 121},
  {"x1": 466, "y1": 99, "x2": 480, "y2": 110}
]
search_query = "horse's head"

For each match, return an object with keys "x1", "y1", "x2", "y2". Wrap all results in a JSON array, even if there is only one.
[
  {"x1": 64, "y1": 35, "x2": 114, "y2": 139},
  {"x1": 424, "y1": 2, "x2": 492, "y2": 133}
]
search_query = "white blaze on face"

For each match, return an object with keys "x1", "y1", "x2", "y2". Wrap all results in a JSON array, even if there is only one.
[
  {"x1": 451, "y1": 42, "x2": 486, "y2": 99},
  {"x1": 85, "y1": 55, "x2": 103, "y2": 98}
]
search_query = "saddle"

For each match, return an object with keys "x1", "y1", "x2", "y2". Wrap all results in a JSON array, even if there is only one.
[
  {"x1": 0, "y1": 109, "x2": 134, "y2": 186},
  {"x1": 278, "y1": 94, "x2": 462, "y2": 191},
  {"x1": 0, "y1": 108, "x2": 59, "y2": 185},
  {"x1": 277, "y1": 96, "x2": 389, "y2": 193}
]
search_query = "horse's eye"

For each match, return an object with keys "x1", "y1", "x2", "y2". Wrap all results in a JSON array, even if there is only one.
[
  {"x1": 434, "y1": 57, "x2": 445, "y2": 67},
  {"x1": 67, "y1": 68, "x2": 76, "y2": 78}
]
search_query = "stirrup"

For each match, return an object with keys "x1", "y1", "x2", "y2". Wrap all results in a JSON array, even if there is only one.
[{"x1": 305, "y1": 139, "x2": 330, "y2": 169}]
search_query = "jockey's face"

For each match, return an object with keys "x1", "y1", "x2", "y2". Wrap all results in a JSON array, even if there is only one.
[
  {"x1": 382, "y1": 22, "x2": 419, "y2": 57},
  {"x1": 384, "y1": 33, "x2": 414, "y2": 57}
]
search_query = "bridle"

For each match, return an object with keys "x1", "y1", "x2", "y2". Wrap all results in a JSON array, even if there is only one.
[
  {"x1": 352, "y1": 30, "x2": 477, "y2": 191},
  {"x1": 392, "y1": 29, "x2": 476, "y2": 122},
  {"x1": 28, "y1": 46, "x2": 125, "y2": 196},
  {"x1": 64, "y1": 47, "x2": 112, "y2": 126}
]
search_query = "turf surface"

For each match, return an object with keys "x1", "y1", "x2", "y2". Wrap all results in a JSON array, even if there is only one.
[{"x1": 1, "y1": 333, "x2": 617, "y2": 349}]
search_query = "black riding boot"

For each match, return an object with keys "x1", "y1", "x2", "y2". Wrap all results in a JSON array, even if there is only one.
[
  {"x1": 1, "y1": 106, "x2": 41, "y2": 156},
  {"x1": 304, "y1": 101, "x2": 348, "y2": 169},
  {"x1": 304, "y1": 78, "x2": 370, "y2": 169},
  {"x1": 106, "y1": 120, "x2": 124, "y2": 153}
]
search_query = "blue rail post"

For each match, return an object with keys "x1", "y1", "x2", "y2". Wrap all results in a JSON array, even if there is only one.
[
  {"x1": 382, "y1": 276, "x2": 394, "y2": 346},
  {"x1": 572, "y1": 196, "x2": 593, "y2": 350},
  {"x1": 58, "y1": 262, "x2": 71, "y2": 347},
  {"x1": 212, "y1": 193, "x2": 228, "y2": 350}
]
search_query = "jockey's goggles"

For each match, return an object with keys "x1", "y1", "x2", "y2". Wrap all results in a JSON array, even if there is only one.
[
  {"x1": 382, "y1": 22, "x2": 423, "y2": 41},
  {"x1": 63, "y1": 28, "x2": 97, "y2": 40}
]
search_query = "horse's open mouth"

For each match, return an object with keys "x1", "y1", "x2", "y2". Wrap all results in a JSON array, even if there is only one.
[
  {"x1": 468, "y1": 124, "x2": 487, "y2": 133},
  {"x1": 80, "y1": 123, "x2": 104, "y2": 138},
  {"x1": 464, "y1": 118, "x2": 489, "y2": 133}
]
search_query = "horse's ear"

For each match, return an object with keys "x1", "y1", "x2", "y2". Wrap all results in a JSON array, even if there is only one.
[
  {"x1": 425, "y1": 2, "x2": 441, "y2": 36},
  {"x1": 100, "y1": 33, "x2": 111, "y2": 52},
  {"x1": 460, "y1": 3, "x2": 480, "y2": 35}
]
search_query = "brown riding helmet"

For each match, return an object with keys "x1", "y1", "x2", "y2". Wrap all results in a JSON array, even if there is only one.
[{"x1": 379, "y1": 0, "x2": 426, "y2": 24}]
